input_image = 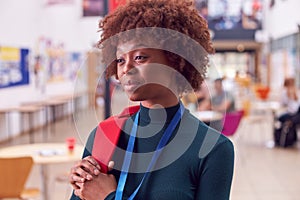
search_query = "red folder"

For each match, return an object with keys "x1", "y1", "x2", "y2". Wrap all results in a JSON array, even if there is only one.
[{"x1": 92, "y1": 105, "x2": 140, "y2": 173}]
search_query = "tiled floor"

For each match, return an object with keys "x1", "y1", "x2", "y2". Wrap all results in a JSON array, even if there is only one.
[{"x1": 1, "y1": 92, "x2": 300, "y2": 200}]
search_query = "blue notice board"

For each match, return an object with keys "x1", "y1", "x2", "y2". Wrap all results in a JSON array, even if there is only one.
[{"x1": 0, "y1": 47, "x2": 30, "y2": 89}]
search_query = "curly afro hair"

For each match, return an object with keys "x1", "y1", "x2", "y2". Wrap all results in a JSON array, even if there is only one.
[{"x1": 97, "y1": 0, "x2": 215, "y2": 92}]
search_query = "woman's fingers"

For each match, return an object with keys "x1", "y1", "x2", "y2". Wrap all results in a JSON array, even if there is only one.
[
  {"x1": 72, "y1": 163, "x2": 93, "y2": 180},
  {"x1": 83, "y1": 156, "x2": 101, "y2": 171},
  {"x1": 82, "y1": 156, "x2": 101, "y2": 175},
  {"x1": 108, "y1": 161, "x2": 115, "y2": 172},
  {"x1": 75, "y1": 181, "x2": 84, "y2": 188},
  {"x1": 70, "y1": 173, "x2": 84, "y2": 190},
  {"x1": 70, "y1": 172, "x2": 86, "y2": 183},
  {"x1": 70, "y1": 157, "x2": 99, "y2": 182},
  {"x1": 73, "y1": 156, "x2": 101, "y2": 177},
  {"x1": 69, "y1": 156, "x2": 103, "y2": 189}
]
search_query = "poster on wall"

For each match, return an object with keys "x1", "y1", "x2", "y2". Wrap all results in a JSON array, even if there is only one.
[
  {"x1": 0, "y1": 47, "x2": 29, "y2": 89},
  {"x1": 195, "y1": 0, "x2": 263, "y2": 40},
  {"x1": 66, "y1": 52, "x2": 84, "y2": 82},
  {"x1": 46, "y1": 51, "x2": 84, "y2": 83},
  {"x1": 34, "y1": 37, "x2": 84, "y2": 84},
  {"x1": 83, "y1": 0, "x2": 108, "y2": 16}
]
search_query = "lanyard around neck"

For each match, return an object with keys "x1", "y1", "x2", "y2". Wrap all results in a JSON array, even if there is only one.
[{"x1": 115, "y1": 103, "x2": 184, "y2": 200}]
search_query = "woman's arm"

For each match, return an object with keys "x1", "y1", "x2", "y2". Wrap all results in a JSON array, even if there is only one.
[{"x1": 195, "y1": 140, "x2": 234, "y2": 200}]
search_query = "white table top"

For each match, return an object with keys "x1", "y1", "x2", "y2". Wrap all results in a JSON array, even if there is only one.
[
  {"x1": 193, "y1": 110, "x2": 223, "y2": 122},
  {"x1": 0, "y1": 105, "x2": 43, "y2": 113},
  {"x1": 252, "y1": 101, "x2": 282, "y2": 111},
  {"x1": 0, "y1": 143, "x2": 84, "y2": 164}
]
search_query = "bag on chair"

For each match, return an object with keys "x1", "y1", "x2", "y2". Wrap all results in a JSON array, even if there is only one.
[{"x1": 274, "y1": 121, "x2": 297, "y2": 148}]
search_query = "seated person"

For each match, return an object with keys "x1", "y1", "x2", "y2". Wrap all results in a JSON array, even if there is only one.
[
  {"x1": 292, "y1": 108, "x2": 300, "y2": 127},
  {"x1": 279, "y1": 77, "x2": 300, "y2": 124},
  {"x1": 211, "y1": 78, "x2": 235, "y2": 113},
  {"x1": 195, "y1": 81, "x2": 211, "y2": 111}
]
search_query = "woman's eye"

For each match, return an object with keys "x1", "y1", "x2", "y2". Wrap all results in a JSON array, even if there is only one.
[
  {"x1": 135, "y1": 55, "x2": 147, "y2": 61},
  {"x1": 116, "y1": 58, "x2": 124, "y2": 64}
]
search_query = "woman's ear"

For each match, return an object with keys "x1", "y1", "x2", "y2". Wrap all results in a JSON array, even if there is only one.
[{"x1": 113, "y1": 75, "x2": 121, "y2": 86}]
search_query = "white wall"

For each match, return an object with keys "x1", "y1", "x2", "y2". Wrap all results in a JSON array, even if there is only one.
[
  {"x1": 0, "y1": 0, "x2": 95, "y2": 141},
  {"x1": 1, "y1": 0, "x2": 299, "y2": 56},
  {"x1": 0, "y1": 0, "x2": 101, "y2": 51},
  {"x1": 265, "y1": 0, "x2": 300, "y2": 40},
  {"x1": 0, "y1": 0, "x2": 40, "y2": 48}
]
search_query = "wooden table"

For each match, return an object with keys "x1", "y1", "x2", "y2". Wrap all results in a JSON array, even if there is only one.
[
  {"x1": 17, "y1": 105, "x2": 43, "y2": 143},
  {"x1": 21, "y1": 97, "x2": 72, "y2": 140},
  {"x1": 0, "y1": 107, "x2": 16, "y2": 140},
  {"x1": 252, "y1": 101, "x2": 281, "y2": 113},
  {"x1": 0, "y1": 105, "x2": 43, "y2": 143},
  {"x1": 193, "y1": 111, "x2": 223, "y2": 122},
  {"x1": 0, "y1": 143, "x2": 84, "y2": 200},
  {"x1": 191, "y1": 110, "x2": 224, "y2": 130}
]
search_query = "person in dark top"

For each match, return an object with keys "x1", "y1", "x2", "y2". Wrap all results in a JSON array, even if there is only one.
[
  {"x1": 211, "y1": 78, "x2": 235, "y2": 113},
  {"x1": 69, "y1": 0, "x2": 234, "y2": 200}
]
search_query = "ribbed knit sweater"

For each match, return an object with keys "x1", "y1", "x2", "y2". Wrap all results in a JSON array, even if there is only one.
[{"x1": 70, "y1": 104, "x2": 234, "y2": 200}]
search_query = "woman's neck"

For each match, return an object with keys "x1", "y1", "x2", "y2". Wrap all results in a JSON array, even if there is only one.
[
  {"x1": 139, "y1": 102, "x2": 181, "y2": 125},
  {"x1": 140, "y1": 96, "x2": 180, "y2": 109}
]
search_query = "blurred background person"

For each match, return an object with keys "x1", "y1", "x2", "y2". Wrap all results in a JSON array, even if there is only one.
[
  {"x1": 278, "y1": 77, "x2": 300, "y2": 123},
  {"x1": 211, "y1": 78, "x2": 235, "y2": 113},
  {"x1": 196, "y1": 81, "x2": 211, "y2": 111}
]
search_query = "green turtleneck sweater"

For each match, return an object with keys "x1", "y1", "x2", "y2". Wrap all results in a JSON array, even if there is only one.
[{"x1": 70, "y1": 104, "x2": 234, "y2": 200}]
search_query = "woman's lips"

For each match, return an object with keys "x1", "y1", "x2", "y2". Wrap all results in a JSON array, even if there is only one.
[{"x1": 123, "y1": 80, "x2": 142, "y2": 92}]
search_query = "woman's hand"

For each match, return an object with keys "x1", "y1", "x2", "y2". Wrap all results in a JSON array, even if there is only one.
[
  {"x1": 74, "y1": 172, "x2": 117, "y2": 200},
  {"x1": 69, "y1": 156, "x2": 116, "y2": 199},
  {"x1": 69, "y1": 156, "x2": 101, "y2": 190}
]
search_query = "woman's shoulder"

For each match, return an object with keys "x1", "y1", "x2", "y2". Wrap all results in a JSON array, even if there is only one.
[
  {"x1": 198, "y1": 125, "x2": 234, "y2": 159},
  {"x1": 183, "y1": 110, "x2": 234, "y2": 158}
]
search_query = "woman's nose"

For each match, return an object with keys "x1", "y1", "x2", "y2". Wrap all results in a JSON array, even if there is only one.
[{"x1": 123, "y1": 59, "x2": 136, "y2": 75}]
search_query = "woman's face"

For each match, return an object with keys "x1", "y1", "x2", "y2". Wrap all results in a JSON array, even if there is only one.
[{"x1": 116, "y1": 41, "x2": 179, "y2": 107}]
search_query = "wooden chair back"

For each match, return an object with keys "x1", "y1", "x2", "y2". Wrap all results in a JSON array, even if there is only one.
[{"x1": 0, "y1": 156, "x2": 34, "y2": 198}]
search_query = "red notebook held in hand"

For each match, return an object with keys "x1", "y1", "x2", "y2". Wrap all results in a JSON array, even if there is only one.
[{"x1": 92, "y1": 105, "x2": 140, "y2": 173}]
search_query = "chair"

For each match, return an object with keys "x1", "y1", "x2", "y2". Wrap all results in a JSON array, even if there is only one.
[
  {"x1": 221, "y1": 110, "x2": 244, "y2": 136},
  {"x1": 0, "y1": 156, "x2": 40, "y2": 199}
]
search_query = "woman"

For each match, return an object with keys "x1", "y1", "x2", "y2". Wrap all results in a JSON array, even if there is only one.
[
  {"x1": 279, "y1": 77, "x2": 300, "y2": 123},
  {"x1": 69, "y1": 0, "x2": 234, "y2": 199}
]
